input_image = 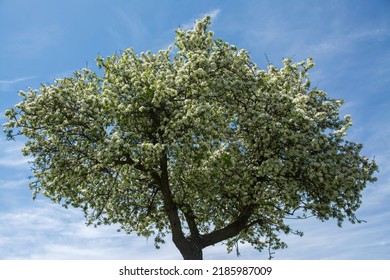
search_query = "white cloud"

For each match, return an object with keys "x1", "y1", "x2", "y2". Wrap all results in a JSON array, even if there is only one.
[
  {"x1": 49, "y1": 70, "x2": 75, "y2": 81},
  {"x1": 112, "y1": 7, "x2": 149, "y2": 42},
  {"x1": 0, "y1": 157, "x2": 30, "y2": 168},
  {"x1": 0, "y1": 77, "x2": 36, "y2": 85},
  {"x1": 312, "y1": 27, "x2": 390, "y2": 56},
  {"x1": 349, "y1": 27, "x2": 390, "y2": 42},
  {"x1": 0, "y1": 76, "x2": 36, "y2": 92},
  {"x1": 0, "y1": 199, "x2": 181, "y2": 260},
  {"x1": 5, "y1": 26, "x2": 61, "y2": 58},
  {"x1": 181, "y1": 9, "x2": 221, "y2": 30},
  {"x1": 203, "y1": 9, "x2": 221, "y2": 20},
  {"x1": 0, "y1": 142, "x2": 30, "y2": 169},
  {"x1": 0, "y1": 178, "x2": 30, "y2": 190}
]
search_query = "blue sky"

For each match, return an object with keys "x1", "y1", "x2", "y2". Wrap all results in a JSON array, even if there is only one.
[{"x1": 0, "y1": 0, "x2": 389, "y2": 260}]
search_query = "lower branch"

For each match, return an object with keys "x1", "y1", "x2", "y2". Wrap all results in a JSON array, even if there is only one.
[{"x1": 199, "y1": 207, "x2": 253, "y2": 249}]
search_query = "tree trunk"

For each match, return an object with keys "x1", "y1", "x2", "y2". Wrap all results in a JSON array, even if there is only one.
[
  {"x1": 175, "y1": 239, "x2": 203, "y2": 260},
  {"x1": 158, "y1": 152, "x2": 203, "y2": 260},
  {"x1": 158, "y1": 151, "x2": 253, "y2": 260}
]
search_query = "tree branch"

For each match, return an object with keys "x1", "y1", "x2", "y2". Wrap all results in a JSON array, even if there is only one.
[
  {"x1": 199, "y1": 207, "x2": 253, "y2": 249},
  {"x1": 158, "y1": 152, "x2": 187, "y2": 246},
  {"x1": 182, "y1": 207, "x2": 200, "y2": 237}
]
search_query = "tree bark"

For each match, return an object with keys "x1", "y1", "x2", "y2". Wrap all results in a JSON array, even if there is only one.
[
  {"x1": 158, "y1": 151, "x2": 254, "y2": 260},
  {"x1": 199, "y1": 208, "x2": 253, "y2": 248},
  {"x1": 158, "y1": 152, "x2": 203, "y2": 259},
  {"x1": 174, "y1": 237, "x2": 203, "y2": 260}
]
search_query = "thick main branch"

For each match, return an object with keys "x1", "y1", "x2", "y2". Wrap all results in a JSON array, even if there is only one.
[
  {"x1": 158, "y1": 152, "x2": 188, "y2": 247},
  {"x1": 199, "y1": 208, "x2": 253, "y2": 249}
]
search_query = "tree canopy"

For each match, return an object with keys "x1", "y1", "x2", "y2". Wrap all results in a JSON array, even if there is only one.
[{"x1": 4, "y1": 17, "x2": 378, "y2": 259}]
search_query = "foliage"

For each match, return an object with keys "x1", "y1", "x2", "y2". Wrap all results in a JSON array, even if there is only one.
[{"x1": 3, "y1": 16, "x2": 378, "y2": 259}]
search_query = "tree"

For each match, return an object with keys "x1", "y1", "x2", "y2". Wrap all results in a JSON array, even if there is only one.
[{"x1": 4, "y1": 17, "x2": 378, "y2": 260}]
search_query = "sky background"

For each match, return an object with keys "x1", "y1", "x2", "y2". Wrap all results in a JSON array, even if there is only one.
[{"x1": 0, "y1": 0, "x2": 389, "y2": 260}]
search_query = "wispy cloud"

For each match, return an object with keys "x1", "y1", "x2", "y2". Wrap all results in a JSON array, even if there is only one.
[
  {"x1": 204, "y1": 9, "x2": 221, "y2": 20},
  {"x1": 0, "y1": 76, "x2": 36, "y2": 92},
  {"x1": 0, "y1": 142, "x2": 30, "y2": 169},
  {"x1": 181, "y1": 9, "x2": 221, "y2": 30},
  {"x1": 347, "y1": 27, "x2": 390, "y2": 42},
  {"x1": 112, "y1": 7, "x2": 149, "y2": 43},
  {"x1": 0, "y1": 178, "x2": 30, "y2": 190},
  {"x1": 0, "y1": 77, "x2": 36, "y2": 85},
  {"x1": 5, "y1": 26, "x2": 60, "y2": 59},
  {"x1": 280, "y1": 210, "x2": 390, "y2": 260},
  {"x1": 0, "y1": 200, "x2": 180, "y2": 259},
  {"x1": 0, "y1": 157, "x2": 30, "y2": 168},
  {"x1": 311, "y1": 27, "x2": 390, "y2": 56},
  {"x1": 49, "y1": 70, "x2": 75, "y2": 81}
]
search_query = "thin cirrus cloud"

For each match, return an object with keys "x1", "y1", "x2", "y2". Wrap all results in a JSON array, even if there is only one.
[
  {"x1": 0, "y1": 178, "x2": 30, "y2": 190},
  {"x1": 4, "y1": 26, "x2": 60, "y2": 59},
  {"x1": 0, "y1": 76, "x2": 36, "y2": 92},
  {"x1": 109, "y1": 7, "x2": 150, "y2": 46},
  {"x1": 180, "y1": 9, "x2": 221, "y2": 30},
  {"x1": 309, "y1": 27, "x2": 390, "y2": 57},
  {"x1": 0, "y1": 76, "x2": 36, "y2": 85},
  {"x1": 0, "y1": 142, "x2": 30, "y2": 169},
  {"x1": 0, "y1": 200, "x2": 180, "y2": 260}
]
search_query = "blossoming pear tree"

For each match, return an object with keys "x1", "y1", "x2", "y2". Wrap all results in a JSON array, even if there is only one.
[{"x1": 4, "y1": 17, "x2": 378, "y2": 260}]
